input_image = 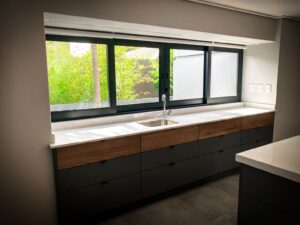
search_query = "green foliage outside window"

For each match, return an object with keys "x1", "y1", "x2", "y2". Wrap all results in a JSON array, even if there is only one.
[{"x1": 46, "y1": 41, "x2": 159, "y2": 106}]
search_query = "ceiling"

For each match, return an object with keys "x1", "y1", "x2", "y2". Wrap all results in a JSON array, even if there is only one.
[{"x1": 189, "y1": 0, "x2": 300, "y2": 19}]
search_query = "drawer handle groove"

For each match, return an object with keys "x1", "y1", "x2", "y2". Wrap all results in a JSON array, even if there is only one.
[
  {"x1": 100, "y1": 180, "x2": 108, "y2": 185},
  {"x1": 169, "y1": 162, "x2": 175, "y2": 167}
]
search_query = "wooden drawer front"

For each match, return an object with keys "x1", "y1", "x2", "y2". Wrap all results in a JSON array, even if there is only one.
[
  {"x1": 198, "y1": 118, "x2": 241, "y2": 140},
  {"x1": 242, "y1": 112, "x2": 274, "y2": 130},
  {"x1": 60, "y1": 173, "x2": 141, "y2": 224},
  {"x1": 198, "y1": 146, "x2": 240, "y2": 180},
  {"x1": 198, "y1": 132, "x2": 240, "y2": 156},
  {"x1": 142, "y1": 158, "x2": 198, "y2": 198},
  {"x1": 56, "y1": 135, "x2": 140, "y2": 170},
  {"x1": 141, "y1": 126, "x2": 198, "y2": 152},
  {"x1": 240, "y1": 125, "x2": 273, "y2": 145},
  {"x1": 241, "y1": 166, "x2": 300, "y2": 220},
  {"x1": 58, "y1": 154, "x2": 140, "y2": 192},
  {"x1": 141, "y1": 141, "x2": 198, "y2": 170}
]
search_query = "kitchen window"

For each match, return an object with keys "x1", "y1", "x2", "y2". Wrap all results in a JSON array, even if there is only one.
[
  {"x1": 207, "y1": 47, "x2": 243, "y2": 104},
  {"x1": 45, "y1": 35, "x2": 243, "y2": 122},
  {"x1": 167, "y1": 45, "x2": 205, "y2": 107},
  {"x1": 114, "y1": 41, "x2": 161, "y2": 111}
]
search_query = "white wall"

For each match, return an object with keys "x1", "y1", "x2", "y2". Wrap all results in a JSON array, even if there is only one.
[
  {"x1": 242, "y1": 21, "x2": 281, "y2": 106},
  {"x1": 0, "y1": 1, "x2": 280, "y2": 225},
  {"x1": 274, "y1": 19, "x2": 300, "y2": 141}
]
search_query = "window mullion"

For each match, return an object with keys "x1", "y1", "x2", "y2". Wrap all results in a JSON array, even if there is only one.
[
  {"x1": 108, "y1": 40, "x2": 117, "y2": 113},
  {"x1": 162, "y1": 45, "x2": 170, "y2": 107},
  {"x1": 204, "y1": 47, "x2": 212, "y2": 104}
]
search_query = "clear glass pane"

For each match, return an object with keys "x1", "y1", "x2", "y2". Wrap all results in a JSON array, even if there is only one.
[
  {"x1": 210, "y1": 51, "x2": 238, "y2": 98},
  {"x1": 46, "y1": 41, "x2": 109, "y2": 111},
  {"x1": 115, "y1": 46, "x2": 159, "y2": 106},
  {"x1": 170, "y1": 49, "x2": 204, "y2": 101}
]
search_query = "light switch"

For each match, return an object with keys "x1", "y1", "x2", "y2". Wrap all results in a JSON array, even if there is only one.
[
  {"x1": 256, "y1": 84, "x2": 264, "y2": 93},
  {"x1": 265, "y1": 84, "x2": 272, "y2": 94},
  {"x1": 249, "y1": 84, "x2": 256, "y2": 93}
]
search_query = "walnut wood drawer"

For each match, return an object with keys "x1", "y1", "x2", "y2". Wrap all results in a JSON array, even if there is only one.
[
  {"x1": 56, "y1": 135, "x2": 140, "y2": 170},
  {"x1": 241, "y1": 112, "x2": 274, "y2": 130},
  {"x1": 198, "y1": 118, "x2": 242, "y2": 140},
  {"x1": 141, "y1": 126, "x2": 198, "y2": 152}
]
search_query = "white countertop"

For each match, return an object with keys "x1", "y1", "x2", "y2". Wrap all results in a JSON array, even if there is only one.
[
  {"x1": 236, "y1": 135, "x2": 300, "y2": 183},
  {"x1": 50, "y1": 106, "x2": 273, "y2": 149}
]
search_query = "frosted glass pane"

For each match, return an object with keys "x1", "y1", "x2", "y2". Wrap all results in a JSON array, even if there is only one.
[
  {"x1": 210, "y1": 51, "x2": 238, "y2": 98},
  {"x1": 170, "y1": 49, "x2": 204, "y2": 101}
]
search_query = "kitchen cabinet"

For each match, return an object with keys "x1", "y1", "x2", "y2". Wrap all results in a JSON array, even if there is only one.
[{"x1": 53, "y1": 112, "x2": 275, "y2": 225}]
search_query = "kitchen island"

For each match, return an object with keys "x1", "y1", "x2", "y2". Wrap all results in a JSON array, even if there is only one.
[{"x1": 236, "y1": 135, "x2": 300, "y2": 225}]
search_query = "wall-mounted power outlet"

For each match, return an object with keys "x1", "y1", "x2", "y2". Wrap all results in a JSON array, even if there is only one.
[
  {"x1": 256, "y1": 84, "x2": 264, "y2": 93},
  {"x1": 265, "y1": 84, "x2": 272, "y2": 94},
  {"x1": 249, "y1": 84, "x2": 256, "y2": 93}
]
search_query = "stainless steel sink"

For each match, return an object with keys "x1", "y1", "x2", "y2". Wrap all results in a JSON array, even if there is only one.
[{"x1": 138, "y1": 119, "x2": 177, "y2": 127}]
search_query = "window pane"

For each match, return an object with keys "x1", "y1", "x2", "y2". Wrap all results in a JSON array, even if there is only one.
[
  {"x1": 170, "y1": 49, "x2": 204, "y2": 101},
  {"x1": 210, "y1": 51, "x2": 239, "y2": 98},
  {"x1": 115, "y1": 46, "x2": 159, "y2": 106},
  {"x1": 46, "y1": 41, "x2": 109, "y2": 111}
]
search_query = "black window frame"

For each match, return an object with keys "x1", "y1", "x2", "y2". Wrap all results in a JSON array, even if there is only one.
[
  {"x1": 46, "y1": 35, "x2": 117, "y2": 121},
  {"x1": 45, "y1": 34, "x2": 243, "y2": 122},
  {"x1": 206, "y1": 47, "x2": 243, "y2": 104},
  {"x1": 165, "y1": 44, "x2": 207, "y2": 108},
  {"x1": 113, "y1": 39, "x2": 164, "y2": 113}
]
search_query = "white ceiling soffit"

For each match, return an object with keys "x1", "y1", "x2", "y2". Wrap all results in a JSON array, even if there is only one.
[
  {"x1": 44, "y1": 12, "x2": 272, "y2": 47},
  {"x1": 187, "y1": 0, "x2": 300, "y2": 20}
]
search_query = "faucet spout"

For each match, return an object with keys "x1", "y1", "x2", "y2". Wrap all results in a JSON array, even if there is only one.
[
  {"x1": 162, "y1": 94, "x2": 166, "y2": 112},
  {"x1": 160, "y1": 94, "x2": 171, "y2": 118}
]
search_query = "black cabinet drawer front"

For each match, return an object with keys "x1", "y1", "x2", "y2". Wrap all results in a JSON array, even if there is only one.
[
  {"x1": 222, "y1": 146, "x2": 241, "y2": 171},
  {"x1": 240, "y1": 141, "x2": 260, "y2": 152},
  {"x1": 241, "y1": 166, "x2": 300, "y2": 219},
  {"x1": 60, "y1": 173, "x2": 141, "y2": 223},
  {"x1": 199, "y1": 146, "x2": 240, "y2": 180},
  {"x1": 259, "y1": 125, "x2": 273, "y2": 140},
  {"x1": 198, "y1": 151, "x2": 223, "y2": 179},
  {"x1": 141, "y1": 141, "x2": 198, "y2": 170},
  {"x1": 198, "y1": 132, "x2": 240, "y2": 156},
  {"x1": 240, "y1": 125, "x2": 273, "y2": 145},
  {"x1": 240, "y1": 137, "x2": 273, "y2": 152},
  {"x1": 239, "y1": 193, "x2": 299, "y2": 225},
  {"x1": 142, "y1": 158, "x2": 198, "y2": 198},
  {"x1": 59, "y1": 154, "x2": 140, "y2": 192}
]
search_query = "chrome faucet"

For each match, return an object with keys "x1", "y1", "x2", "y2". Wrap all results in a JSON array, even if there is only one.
[{"x1": 160, "y1": 94, "x2": 171, "y2": 118}]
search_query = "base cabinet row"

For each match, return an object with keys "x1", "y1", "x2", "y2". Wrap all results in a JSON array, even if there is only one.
[{"x1": 57, "y1": 125, "x2": 273, "y2": 224}]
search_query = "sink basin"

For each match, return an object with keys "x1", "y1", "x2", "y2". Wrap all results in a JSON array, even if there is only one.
[{"x1": 138, "y1": 119, "x2": 178, "y2": 127}]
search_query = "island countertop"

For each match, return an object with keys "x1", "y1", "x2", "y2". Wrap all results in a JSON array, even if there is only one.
[{"x1": 236, "y1": 135, "x2": 300, "y2": 183}]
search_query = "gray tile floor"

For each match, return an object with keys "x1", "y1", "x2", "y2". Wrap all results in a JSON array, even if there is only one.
[{"x1": 96, "y1": 173, "x2": 239, "y2": 225}]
